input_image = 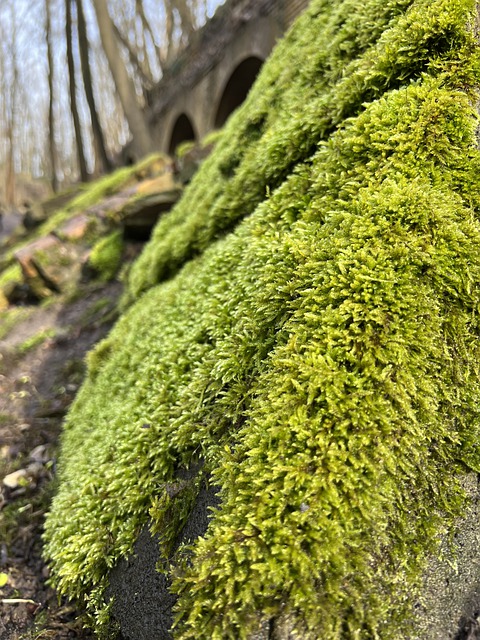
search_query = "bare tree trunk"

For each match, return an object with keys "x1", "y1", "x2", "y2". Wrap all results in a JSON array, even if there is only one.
[
  {"x1": 46, "y1": 0, "x2": 59, "y2": 192},
  {"x1": 5, "y1": 1, "x2": 17, "y2": 209},
  {"x1": 5, "y1": 122, "x2": 15, "y2": 208},
  {"x1": 135, "y1": 0, "x2": 163, "y2": 76},
  {"x1": 66, "y1": 0, "x2": 89, "y2": 181},
  {"x1": 92, "y1": 0, "x2": 153, "y2": 160},
  {"x1": 76, "y1": 0, "x2": 113, "y2": 174},
  {"x1": 164, "y1": 1, "x2": 175, "y2": 65},
  {"x1": 174, "y1": 0, "x2": 195, "y2": 46},
  {"x1": 162, "y1": 0, "x2": 196, "y2": 65},
  {"x1": 112, "y1": 21, "x2": 152, "y2": 89}
]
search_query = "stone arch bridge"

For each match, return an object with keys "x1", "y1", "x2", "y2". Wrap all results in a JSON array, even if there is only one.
[{"x1": 146, "y1": 0, "x2": 310, "y2": 155}]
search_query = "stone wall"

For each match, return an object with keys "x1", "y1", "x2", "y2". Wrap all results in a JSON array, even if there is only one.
[{"x1": 146, "y1": 0, "x2": 312, "y2": 154}]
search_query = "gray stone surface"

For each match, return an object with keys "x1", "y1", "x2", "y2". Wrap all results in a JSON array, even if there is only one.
[
  {"x1": 107, "y1": 479, "x2": 220, "y2": 640},
  {"x1": 107, "y1": 526, "x2": 175, "y2": 640},
  {"x1": 107, "y1": 473, "x2": 480, "y2": 639},
  {"x1": 413, "y1": 473, "x2": 480, "y2": 639}
]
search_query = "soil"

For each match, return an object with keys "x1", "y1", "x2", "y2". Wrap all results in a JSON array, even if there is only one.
[{"x1": 0, "y1": 277, "x2": 123, "y2": 640}]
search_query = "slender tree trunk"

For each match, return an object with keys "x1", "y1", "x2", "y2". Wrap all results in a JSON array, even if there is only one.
[
  {"x1": 46, "y1": 0, "x2": 59, "y2": 192},
  {"x1": 164, "y1": 1, "x2": 175, "y2": 65},
  {"x1": 135, "y1": 0, "x2": 163, "y2": 76},
  {"x1": 5, "y1": 122, "x2": 15, "y2": 208},
  {"x1": 66, "y1": 0, "x2": 89, "y2": 181},
  {"x1": 76, "y1": 0, "x2": 112, "y2": 174},
  {"x1": 174, "y1": 0, "x2": 195, "y2": 46},
  {"x1": 162, "y1": 0, "x2": 196, "y2": 65},
  {"x1": 5, "y1": 1, "x2": 17, "y2": 209},
  {"x1": 112, "y1": 21, "x2": 152, "y2": 89},
  {"x1": 92, "y1": 0, "x2": 153, "y2": 160}
]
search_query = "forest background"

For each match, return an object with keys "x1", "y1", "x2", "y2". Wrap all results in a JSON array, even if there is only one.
[{"x1": 0, "y1": 0, "x2": 223, "y2": 211}]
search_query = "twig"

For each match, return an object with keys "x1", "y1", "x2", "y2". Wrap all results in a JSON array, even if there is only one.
[{"x1": 1, "y1": 598, "x2": 40, "y2": 605}]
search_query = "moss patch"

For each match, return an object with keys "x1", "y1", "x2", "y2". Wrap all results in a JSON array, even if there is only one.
[
  {"x1": 0, "y1": 306, "x2": 33, "y2": 341},
  {"x1": 0, "y1": 154, "x2": 167, "y2": 271},
  {"x1": 0, "y1": 264, "x2": 22, "y2": 292},
  {"x1": 18, "y1": 328, "x2": 57, "y2": 354},
  {"x1": 44, "y1": 1, "x2": 480, "y2": 638},
  {"x1": 87, "y1": 231, "x2": 123, "y2": 282},
  {"x1": 38, "y1": 155, "x2": 167, "y2": 238}
]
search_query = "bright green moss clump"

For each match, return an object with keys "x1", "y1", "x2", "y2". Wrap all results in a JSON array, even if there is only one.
[
  {"x1": 44, "y1": 0, "x2": 480, "y2": 638},
  {"x1": 88, "y1": 231, "x2": 123, "y2": 282}
]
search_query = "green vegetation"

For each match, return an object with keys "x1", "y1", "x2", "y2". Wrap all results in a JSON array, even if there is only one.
[
  {"x1": 44, "y1": 0, "x2": 480, "y2": 638},
  {"x1": 87, "y1": 231, "x2": 123, "y2": 282},
  {"x1": 18, "y1": 328, "x2": 57, "y2": 354},
  {"x1": 0, "y1": 264, "x2": 22, "y2": 295},
  {"x1": 0, "y1": 412, "x2": 13, "y2": 426},
  {"x1": 36, "y1": 154, "x2": 165, "y2": 239},
  {"x1": 0, "y1": 153, "x2": 170, "y2": 313},
  {"x1": 200, "y1": 128, "x2": 222, "y2": 148},
  {"x1": 0, "y1": 154, "x2": 166, "y2": 272},
  {"x1": 175, "y1": 130, "x2": 222, "y2": 160},
  {"x1": 174, "y1": 140, "x2": 196, "y2": 159},
  {"x1": 0, "y1": 306, "x2": 33, "y2": 340}
]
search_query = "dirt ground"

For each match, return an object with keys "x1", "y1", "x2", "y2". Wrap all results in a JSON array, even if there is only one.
[{"x1": 0, "y1": 279, "x2": 123, "y2": 639}]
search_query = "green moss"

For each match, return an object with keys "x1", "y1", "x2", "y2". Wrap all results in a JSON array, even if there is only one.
[
  {"x1": 0, "y1": 264, "x2": 24, "y2": 310},
  {"x1": 200, "y1": 129, "x2": 222, "y2": 148},
  {"x1": 44, "y1": 1, "x2": 480, "y2": 638},
  {"x1": 150, "y1": 473, "x2": 202, "y2": 560},
  {"x1": 0, "y1": 264, "x2": 22, "y2": 291},
  {"x1": 88, "y1": 231, "x2": 123, "y2": 282},
  {"x1": 175, "y1": 131, "x2": 222, "y2": 160},
  {"x1": 37, "y1": 160, "x2": 157, "y2": 238},
  {"x1": 0, "y1": 412, "x2": 13, "y2": 426},
  {"x1": 0, "y1": 155, "x2": 166, "y2": 267},
  {"x1": 175, "y1": 140, "x2": 196, "y2": 159},
  {"x1": 18, "y1": 328, "x2": 57, "y2": 354},
  {"x1": 126, "y1": 0, "x2": 480, "y2": 302}
]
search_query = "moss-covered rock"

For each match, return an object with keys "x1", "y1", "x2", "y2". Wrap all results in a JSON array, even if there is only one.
[
  {"x1": 0, "y1": 154, "x2": 178, "y2": 306},
  {"x1": 43, "y1": 0, "x2": 480, "y2": 638},
  {"x1": 15, "y1": 234, "x2": 86, "y2": 298},
  {"x1": 86, "y1": 231, "x2": 124, "y2": 283}
]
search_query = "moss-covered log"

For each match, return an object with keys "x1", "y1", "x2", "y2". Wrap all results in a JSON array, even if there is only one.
[{"x1": 43, "y1": 0, "x2": 480, "y2": 638}]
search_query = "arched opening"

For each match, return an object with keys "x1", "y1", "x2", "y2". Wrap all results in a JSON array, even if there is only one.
[
  {"x1": 168, "y1": 113, "x2": 196, "y2": 155},
  {"x1": 214, "y1": 56, "x2": 264, "y2": 128}
]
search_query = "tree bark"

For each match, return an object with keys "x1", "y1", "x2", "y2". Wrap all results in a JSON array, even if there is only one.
[
  {"x1": 76, "y1": 0, "x2": 113, "y2": 174},
  {"x1": 162, "y1": 0, "x2": 196, "y2": 65},
  {"x1": 174, "y1": 0, "x2": 195, "y2": 47},
  {"x1": 164, "y1": 1, "x2": 175, "y2": 65},
  {"x1": 66, "y1": 0, "x2": 89, "y2": 181},
  {"x1": 92, "y1": 0, "x2": 153, "y2": 160},
  {"x1": 5, "y1": 121, "x2": 15, "y2": 208},
  {"x1": 1, "y1": 0, "x2": 17, "y2": 208},
  {"x1": 112, "y1": 21, "x2": 152, "y2": 89},
  {"x1": 46, "y1": 0, "x2": 59, "y2": 192},
  {"x1": 135, "y1": 0, "x2": 163, "y2": 77}
]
